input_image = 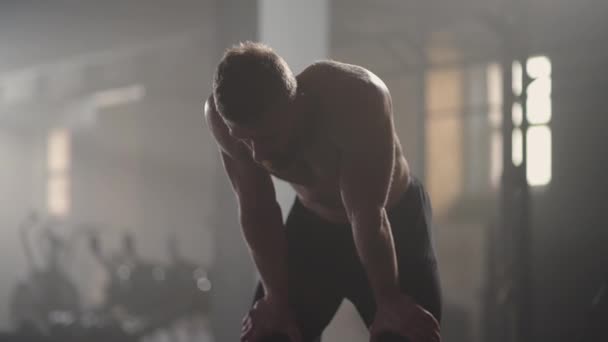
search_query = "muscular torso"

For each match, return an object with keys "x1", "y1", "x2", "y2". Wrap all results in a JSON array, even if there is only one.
[
  {"x1": 282, "y1": 145, "x2": 409, "y2": 224},
  {"x1": 254, "y1": 62, "x2": 411, "y2": 223},
  {"x1": 210, "y1": 60, "x2": 411, "y2": 223}
]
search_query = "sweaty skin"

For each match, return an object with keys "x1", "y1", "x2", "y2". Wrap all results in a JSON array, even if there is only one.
[{"x1": 205, "y1": 60, "x2": 436, "y2": 341}]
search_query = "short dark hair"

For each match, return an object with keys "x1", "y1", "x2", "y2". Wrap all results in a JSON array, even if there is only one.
[{"x1": 212, "y1": 42, "x2": 297, "y2": 125}]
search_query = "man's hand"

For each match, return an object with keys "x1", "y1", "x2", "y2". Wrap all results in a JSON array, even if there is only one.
[
  {"x1": 370, "y1": 293, "x2": 440, "y2": 342},
  {"x1": 241, "y1": 296, "x2": 302, "y2": 342}
]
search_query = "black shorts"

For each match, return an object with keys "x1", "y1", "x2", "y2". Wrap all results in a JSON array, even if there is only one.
[{"x1": 252, "y1": 176, "x2": 442, "y2": 341}]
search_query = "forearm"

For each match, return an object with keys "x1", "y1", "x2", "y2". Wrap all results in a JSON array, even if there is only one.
[
  {"x1": 240, "y1": 201, "x2": 289, "y2": 304},
  {"x1": 351, "y1": 208, "x2": 401, "y2": 303}
]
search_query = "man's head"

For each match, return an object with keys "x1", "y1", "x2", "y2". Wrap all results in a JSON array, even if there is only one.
[{"x1": 213, "y1": 42, "x2": 298, "y2": 165}]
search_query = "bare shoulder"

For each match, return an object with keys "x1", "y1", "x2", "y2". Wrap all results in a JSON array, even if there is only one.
[
  {"x1": 203, "y1": 95, "x2": 251, "y2": 160},
  {"x1": 301, "y1": 60, "x2": 389, "y2": 94},
  {"x1": 300, "y1": 61, "x2": 393, "y2": 144}
]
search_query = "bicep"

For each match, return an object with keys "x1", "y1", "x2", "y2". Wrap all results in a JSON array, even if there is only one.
[
  {"x1": 338, "y1": 85, "x2": 395, "y2": 222},
  {"x1": 339, "y1": 128, "x2": 394, "y2": 223}
]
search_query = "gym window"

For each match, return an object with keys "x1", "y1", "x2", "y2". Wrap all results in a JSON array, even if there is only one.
[
  {"x1": 47, "y1": 129, "x2": 71, "y2": 217},
  {"x1": 513, "y1": 56, "x2": 552, "y2": 186},
  {"x1": 487, "y1": 63, "x2": 502, "y2": 189}
]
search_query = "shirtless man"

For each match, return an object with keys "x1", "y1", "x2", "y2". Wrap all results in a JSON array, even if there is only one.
[{"x1": 204, "y1": 42, "x2": 442, "y2": 342}]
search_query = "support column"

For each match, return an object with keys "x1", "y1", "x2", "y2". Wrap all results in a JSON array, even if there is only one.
[
  {"x1": 211, "y1": 3, "x2": 329, "y2": 340},
  {"x1": 258, "y1": 0, "x2": 329, "y2": 217}
]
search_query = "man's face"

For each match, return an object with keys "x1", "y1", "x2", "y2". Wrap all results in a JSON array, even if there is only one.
[{"x1": 225, "y1": 100, "x2": 296, "y2": 168}]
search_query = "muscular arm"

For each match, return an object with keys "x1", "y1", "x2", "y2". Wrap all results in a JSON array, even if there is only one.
[
  {"x1": 204, "y1": 97, "x2": 289, "y2": 304},
  {"x1": 336, "y1": 79, "x2": 402, "y2": 304}
]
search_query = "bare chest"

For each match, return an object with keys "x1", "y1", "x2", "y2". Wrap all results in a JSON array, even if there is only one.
[{"x1": 265, "y1": 137, "x2": 342, "y2": 203}]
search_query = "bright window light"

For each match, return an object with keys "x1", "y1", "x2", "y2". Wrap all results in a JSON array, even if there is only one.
[
  {"x1": 487, "y1": 63, "x2": 503, "y2": 189},
  {"x1": 512, "y1": 102, "x2": 523, "y2": 127},
  {"x1": 527, "y1": 95, "x2": 552, "y2": 124},
  {"x1": 512, "y1": 61, "x2": 523, "y2": 96},
  {"x1": 527, "y1": 126, "x2": 552, "y2": 186},
  {"x1": 490, "y1": 131, "x2": 503, "y2": 188},
  {"x1": 527, "y1": 77, "x2": 551, "y2": 97},
  {"x1": 487, "y1": 63, "x2": 503, "y2": 127},
  {"x1": 527, "y1": 55, "x2": 551, "y2": 78},
  {"x1": 487, "y1": 63, "x2": 502, "y2": 105},
  {"x1": 48, "y1": 130, "x2": 70, "y2": 173},
  {"x1": 512, "y1": 128, "x2": 523, "y2": 166},
  {"x1": 47, "y1": 129, "x2": 71, "y2": 217}
]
